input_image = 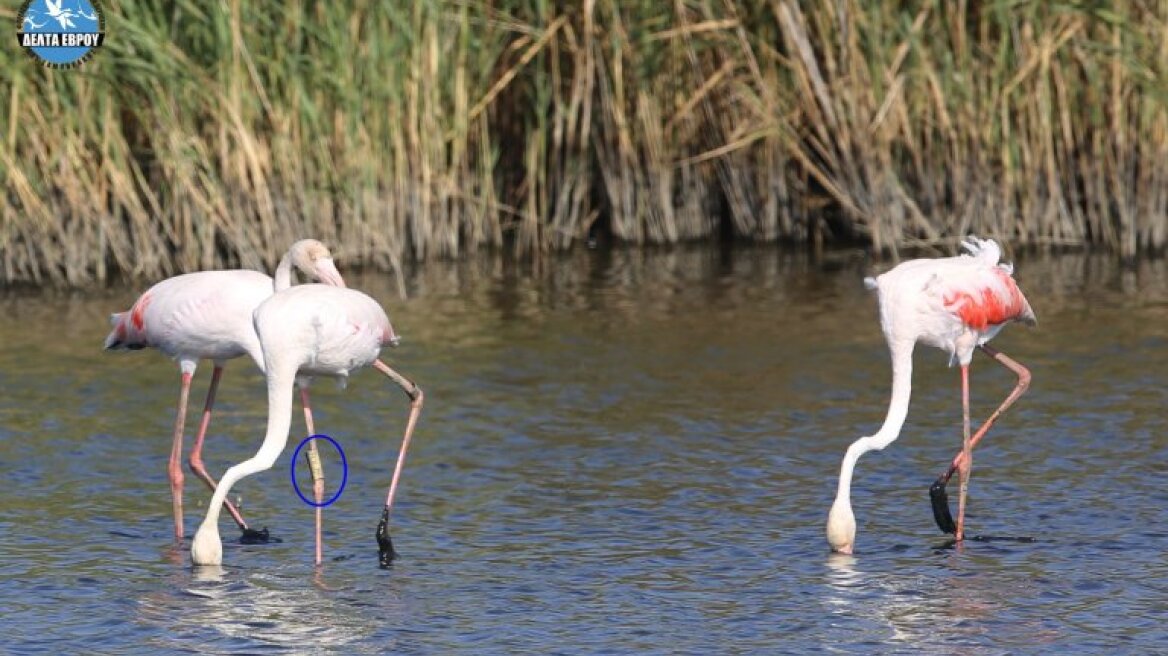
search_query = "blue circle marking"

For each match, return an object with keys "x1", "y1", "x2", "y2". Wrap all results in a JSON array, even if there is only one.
[{"x1": 290, "y1": 434, "x2": 348, "y2": 507}]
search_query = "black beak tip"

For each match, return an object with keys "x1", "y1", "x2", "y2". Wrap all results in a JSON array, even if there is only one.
[{"x1": 929, "y1": 479, "x2": 957, "y2": 535}]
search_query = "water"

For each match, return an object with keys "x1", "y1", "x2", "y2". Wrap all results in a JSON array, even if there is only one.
[{"x1": 1, "y1": 246, "x2": 1166, "y2": 654}]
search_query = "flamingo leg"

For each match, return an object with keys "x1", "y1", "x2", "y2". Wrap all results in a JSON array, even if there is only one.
[
  {"x1": 300, "y1": 386, "x2": 325, "y2": 566},
  {"x1": 956, "y1": 365, "x2": 972, "y2": 541},
  {"x1": 187, "y1": 367, "x2": 249, "y2": 530},
  {"x1": 372, "y1": 359, "x2": 424, "y2": 567},
  {"x1": 169, "y1": 371, "x2": 194, "y2": 541},
  {"x1": 930, "y1": 344, "x2": 1032, "y2": 534},
  {"x1": 187, "y1": 365, "x2": 270, "y2": 544}
]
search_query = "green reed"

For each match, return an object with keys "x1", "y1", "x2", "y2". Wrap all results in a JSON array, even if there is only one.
[{"x1": 1, "y1": 0, "x2": 1165, "y2": 285}]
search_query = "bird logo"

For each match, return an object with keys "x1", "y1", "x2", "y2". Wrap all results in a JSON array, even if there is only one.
[
  {"x1": 44, "y1": 0, "x2": 77, "y2": 29},
  {"x1": 16, "y1": 0, "x2": 106, "y2": 68}
]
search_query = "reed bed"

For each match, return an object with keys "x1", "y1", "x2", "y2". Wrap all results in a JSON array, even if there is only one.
[{"x1": 1, "y1": 0, "x2": 1166, "y2": 286}]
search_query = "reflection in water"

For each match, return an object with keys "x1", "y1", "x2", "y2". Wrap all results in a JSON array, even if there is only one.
[
  {"x1": 823, "y1": 553, "x2": 953, "y2": 648},
  {"x1": 823, "y1": 548, "x2": 1067, "y2": 653},
  {"x1": 137, "y1": 564, "x2": 412, "y2": 652},
  {"x1": 824, "y1": 553, "x2": 925, "y2": 646},
  {"x1": 192, "y1": 573, "x2": 351, "y2": 650},
  {"x1": 191, "y1": 565, "x2": 227, "y2": 583},
  {"x1": 0, "y1": 247, "x2": 1165, "y2": 653}
]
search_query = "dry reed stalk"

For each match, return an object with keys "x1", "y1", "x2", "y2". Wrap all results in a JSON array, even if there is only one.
[{"x1": 547, "y1": 3, "x2": 596, "y2": 250}]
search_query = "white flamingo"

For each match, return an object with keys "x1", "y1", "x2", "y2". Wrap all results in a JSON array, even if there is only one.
[
  {"x1": 826, "y1": 237, "x2": 1036, "y2": 554},
  {"x1": 191, "y1": 284, "x2": 423, "y2": 567}
]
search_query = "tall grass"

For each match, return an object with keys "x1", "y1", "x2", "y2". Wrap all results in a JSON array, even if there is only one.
[
  {"x1": 1, "y1": 0, "x2": 1166, "y2": 286},
  {"x1": 768, "y1": 0, "x2": 1168, "y2": 260}
]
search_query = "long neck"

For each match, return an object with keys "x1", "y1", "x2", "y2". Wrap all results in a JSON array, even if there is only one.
[
  {"x1": 273, "y1": 251, "x2": 296, "y2": 291},
  {"x1": 201, "y1": 361, "x2": 297, "y2": 527},
  {"x1": 835, "y1": 338, "x2": 915, "y2": 502},
  {"x1": 255, "y1": 251, "x2": 297, "y2": 367}
]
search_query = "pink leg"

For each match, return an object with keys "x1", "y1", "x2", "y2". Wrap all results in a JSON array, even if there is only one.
[
  {"x1": 188, "y1": 365, "x2": 251, "y2": 531},
  {"x1": 372, "y1": 359, "x2": 424, "y2": 567},
  {"x1": 930, "y1": 345, "x2": 1032, "y2": 535},
  {"x1": 947, "y1": 346, "x2": 1032, "y2": 472},
  {"x1": 169, "y1": 371, "x2": 193, "y2": 541},
  {"x1": 956, "y1": 365, "x2": 972, "y2": 541},
  {"x1": 300, "y1": 385, "x2": 324, "y2": 566}
]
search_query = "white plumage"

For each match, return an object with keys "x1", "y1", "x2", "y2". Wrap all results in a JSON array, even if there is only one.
[{"x1": 191, "y1": 284, "x2": 423, "y2": 567}]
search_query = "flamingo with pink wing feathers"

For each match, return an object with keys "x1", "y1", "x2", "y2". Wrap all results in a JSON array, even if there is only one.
[{"x1": 826, "y1": 237, "x2": 1036, "y2": 554}]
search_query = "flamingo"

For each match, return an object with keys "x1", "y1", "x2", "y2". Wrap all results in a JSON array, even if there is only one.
[
  {"x1": 826, "y1": 237, "x2": 1036, "y2": 554},
  {"x1": 104, "y1": 240, "x2": 345, "y2": 543},
  {"x1": 190, "y1": 284, "x2": 423, "y2": 567}
]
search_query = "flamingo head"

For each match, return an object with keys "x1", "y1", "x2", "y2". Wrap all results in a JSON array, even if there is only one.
[
  {"x1": 190, "y1": 521, "x2": 223, "y2": 566},
  {"x1": 826, "y1": 497, "x2": 856, "y2": 555},
  {"x1": 290, "y1": 239, "x2": 346, "y2": 288}
]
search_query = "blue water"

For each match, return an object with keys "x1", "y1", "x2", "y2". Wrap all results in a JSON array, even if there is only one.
[{"x1": 1, "y1": 247, "x2": 1165, "y2": 653}]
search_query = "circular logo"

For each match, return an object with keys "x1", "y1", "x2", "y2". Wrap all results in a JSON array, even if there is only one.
[
  {"x1": 17, "y1": 0, "x2": 106, "y2": 69},
  {"x1": 290, "y1": 434, "x2": 349, "y2": 507}
]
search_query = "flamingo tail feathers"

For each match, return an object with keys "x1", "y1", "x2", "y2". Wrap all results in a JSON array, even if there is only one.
[{"x1": 103, "y1": 312, "x2": 145, "y2": 350}]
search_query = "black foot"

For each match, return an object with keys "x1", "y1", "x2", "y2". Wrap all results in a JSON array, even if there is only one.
[
  {"x1": 929, "y1": 478, "x2": 957, "y2": 535},
  {"x1": 239, "y1": 527, "x2": 271, "y2": 544},
  {"x1": 376, "y1": 507, "x2": 397, "y2": 568}
]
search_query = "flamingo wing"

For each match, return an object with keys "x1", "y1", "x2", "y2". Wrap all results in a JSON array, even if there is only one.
[
  {"x1": 105, "y1": 270, "x2": 273, "y2": 361},
  {"x1": 937, "y1": 266, "x2": 1036, "y2": 332}
]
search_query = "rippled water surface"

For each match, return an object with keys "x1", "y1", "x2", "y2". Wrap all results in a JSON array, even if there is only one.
[{"x1": 1, "y1": 246, "x2": 1166, "y2": 654}]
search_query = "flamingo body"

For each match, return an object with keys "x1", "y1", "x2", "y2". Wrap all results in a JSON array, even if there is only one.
[
  {"x1": 827, "y1": 237, "x2": 1035, "y2": 554},
  {"x1": 105, "y1": 270, "x2": 273, "y2": 369},
  {"x1": 256, "y1": 285, "x2": 398, "y2": 381},
  {"x1": 868, "y1": 238, "x2": 1035, "y2": 366}
]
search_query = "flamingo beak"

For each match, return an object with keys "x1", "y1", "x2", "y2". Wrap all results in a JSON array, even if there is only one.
[
  {"x1": 388, "y1": 335, "x2": 401, "y2": 347},
  {"x1": 316, "y1": 258, "x2": 346, "y2": 288}
]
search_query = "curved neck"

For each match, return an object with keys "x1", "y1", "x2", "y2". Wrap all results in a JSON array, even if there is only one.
[
  {"x1": 273, "y1": 251, "x2": 296, "y2": 291},
  {"x1": 835, "y1": 339, "x2": 915, "y2": 502},
  {"x1": 201, "y1": 361, "x2": 297, "y2": 527}
]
